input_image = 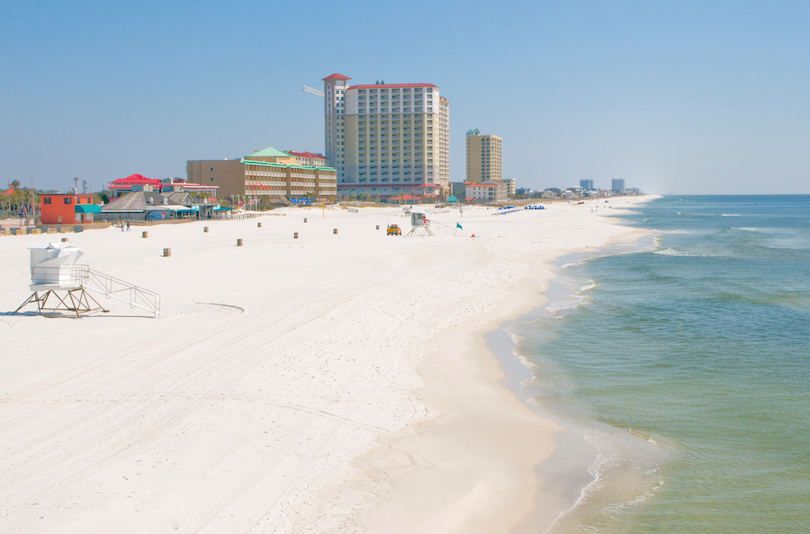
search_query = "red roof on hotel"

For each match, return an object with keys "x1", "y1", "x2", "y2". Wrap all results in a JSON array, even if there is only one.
[
  {"x1": 347, "y1": 83, "x2": 439, "y2": 90},
  {"x1": 286, "y1": 151, "x2": 327, "y2": 160},
  {"x1": 323, "y1": 73, "x2": 351, "y2": 80}
]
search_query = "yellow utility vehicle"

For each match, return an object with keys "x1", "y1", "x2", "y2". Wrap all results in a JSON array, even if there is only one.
[{"x1": 386, "y1": 224, "x2": 402, "y2": 236}]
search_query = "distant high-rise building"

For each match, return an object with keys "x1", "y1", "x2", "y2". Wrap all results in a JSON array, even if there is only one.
[
  {"x1": 323, "y1": 73, "x2": 449, "y2": 199},
  {"x1": 504, "y1": 178, "x2": 516, "y2": 197},
  {"x1": 580, "y1": 179, "x2": 594, "y2": 191},
  {"x1": 612, "y1": 178, "x2": 625, "y2": 192},
  {"x1": 466, "y1": 130, "x2": 502, "y2": 183}
]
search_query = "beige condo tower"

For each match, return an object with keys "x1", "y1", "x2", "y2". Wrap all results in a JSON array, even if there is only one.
[
  {"x1": 322, "y1": 73, "x2": 450, "y2": 199},
  {"x1": 466, "y1": 129, "x2": 502, "y2": 183}
]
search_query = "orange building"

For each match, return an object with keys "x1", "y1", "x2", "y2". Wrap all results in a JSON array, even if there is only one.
[{"x1": 40, "y1": 194, "x2": 96, "y2": 224}]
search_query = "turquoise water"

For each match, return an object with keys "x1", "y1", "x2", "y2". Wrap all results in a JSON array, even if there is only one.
[{"x1": 514, "y1": 196, "x2": 810, "y2": 533}]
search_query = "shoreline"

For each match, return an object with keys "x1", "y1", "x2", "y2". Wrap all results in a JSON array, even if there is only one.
[
  {"x1": 487, "y1": 240, "x2": 661, "y2": 533},
  {"x1": 0, "y1": 196, "x2": 658, "y2": 533},
  {"x1": 339, "y1": 197, "x2": 658, "y2": 533}
]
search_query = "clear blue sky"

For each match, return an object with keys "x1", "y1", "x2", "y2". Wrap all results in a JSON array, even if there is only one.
[{"x1": 2, "y1": 0, "x2": 809, "y2": 194}]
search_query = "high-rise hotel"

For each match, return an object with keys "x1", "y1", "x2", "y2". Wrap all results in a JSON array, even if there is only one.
[
  {"x1": 465, "y1": 129, "x2": 502, "y2": 183},
  {"x1": 322, "y1": 73, "x2": 450, "y2": 199}
]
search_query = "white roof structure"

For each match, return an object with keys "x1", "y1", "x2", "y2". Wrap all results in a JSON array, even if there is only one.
[{"x1": 28, "y1": 242, "x2": 85, "y2": 290}]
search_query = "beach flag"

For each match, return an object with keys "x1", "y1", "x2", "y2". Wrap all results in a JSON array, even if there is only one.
[{"x1": 457, "y1": 223, "x2": 462, "y2": 229}]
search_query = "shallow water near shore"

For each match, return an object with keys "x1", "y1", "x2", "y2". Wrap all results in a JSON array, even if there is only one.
[{"x1": 510, "y1": 196, "x2": 810, "y2": 533}]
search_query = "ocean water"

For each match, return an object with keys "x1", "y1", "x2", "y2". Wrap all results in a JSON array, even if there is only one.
[{"x1": 513, "y1": 196, "x2": 810, "y2": 533}]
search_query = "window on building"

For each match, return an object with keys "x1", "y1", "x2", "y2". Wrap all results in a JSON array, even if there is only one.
[
  {"x1": 43, "y1": 197, "x2": 52, "y2": 204},
  {"x1": 64, "y1": 197, "x2": 72, "y2": 204}
]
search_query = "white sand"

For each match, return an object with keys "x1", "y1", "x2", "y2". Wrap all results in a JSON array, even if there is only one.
[{"x1": 0, "y1": 197, "x2": 655, "y2": 533}]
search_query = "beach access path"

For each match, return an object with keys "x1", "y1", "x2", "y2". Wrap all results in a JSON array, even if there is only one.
[{"x1": 0, "y1": 198, "x2": 653, "y2": 533}]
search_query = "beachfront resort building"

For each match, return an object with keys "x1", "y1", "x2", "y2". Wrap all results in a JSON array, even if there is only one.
[
  {"x1": 580, "y1": 179, "x2": 594, "y2": 191},
  {"x1": 466, "y1": 130, "x2": 502, "y2": 183},
  {"x1": 612, "y1": 178, "x2": 625, "y2": 192},
  {"x1": 187, "y1": 146, "x2": 337, "y2": 202},
  {"x1": 322, "y1": 73, "x2": 450, "y2": 200}
]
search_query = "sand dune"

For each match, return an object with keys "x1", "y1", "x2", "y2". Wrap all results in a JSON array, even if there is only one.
[{"x1": 0, "y1": 198, "x2": 653, "y2": 533}]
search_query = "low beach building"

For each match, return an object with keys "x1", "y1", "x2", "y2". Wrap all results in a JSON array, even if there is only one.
[
  {"x1": 101, "y1": 189, "x2": 202, "y2": 221},
  {"x1": 187, "y1": 146, "x2": 337, "y2": 202},
  {"x1": 40, "y1": 193, "x2": 97, "y2": 225},
  {"x1": 465, "y1": 181, "x2": 508, "y2": 203}
]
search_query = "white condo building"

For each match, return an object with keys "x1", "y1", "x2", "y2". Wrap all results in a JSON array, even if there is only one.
[{"x1": 322, "y1": 73, "x2": 450, "y2": 199}]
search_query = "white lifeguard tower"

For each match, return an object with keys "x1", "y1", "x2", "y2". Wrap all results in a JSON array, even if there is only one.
[
  {"x1": 406, "y1": 209, "x2": 434, "y2": 236},
  {"x1": 14, "y1": 242, "x2": 107, "y2": 317}
]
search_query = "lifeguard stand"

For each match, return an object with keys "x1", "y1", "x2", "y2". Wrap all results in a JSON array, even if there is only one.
[
  {"x1": 406, "y1": 209, "x2": 434, "y2": 237},
  {"x1": 13, "y1": 242, "x2": 107, "y2": 317}
]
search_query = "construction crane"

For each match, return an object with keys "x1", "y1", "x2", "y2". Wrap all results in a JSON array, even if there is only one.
[{"x1": 303, "y1": 85, "x2": 324, "y2": 97}]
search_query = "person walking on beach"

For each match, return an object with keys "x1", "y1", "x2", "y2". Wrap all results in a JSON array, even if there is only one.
[{"x1": 126, "y1": 221, "x2": 130, "y2": 232}]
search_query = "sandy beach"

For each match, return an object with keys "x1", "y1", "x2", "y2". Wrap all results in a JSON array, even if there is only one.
[{"x1": 0, "y1": 197, "x2": 654, "y2": 533}]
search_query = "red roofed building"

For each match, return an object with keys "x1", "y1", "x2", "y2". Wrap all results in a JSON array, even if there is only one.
[
  {"x1": 108, "y1": 174, "x2": 161, "y2": 197},
  {"x1": 109, "y1": 174, "x2": 218, "y2": 198},
  {"x1": 320, "y1": 73, "x2": 450, "y2": 200}
]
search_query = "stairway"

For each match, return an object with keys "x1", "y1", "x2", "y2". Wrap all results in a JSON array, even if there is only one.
[{"x1": 80, "y1": 265, "x2": 161, "y2": 318}]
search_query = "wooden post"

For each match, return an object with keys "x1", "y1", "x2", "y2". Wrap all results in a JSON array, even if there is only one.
[
  {"x1": 237, "y1": 239, "x2": 243, "y2": 246},
  {"x1": 142, "y1": 231, "x2": 148, "y2": 238}
]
